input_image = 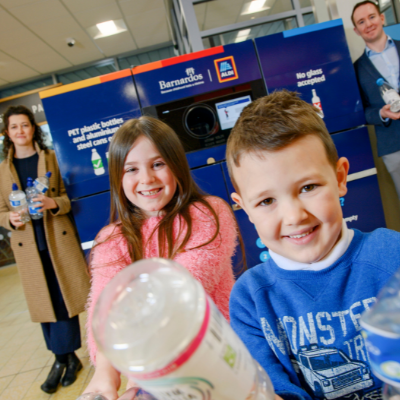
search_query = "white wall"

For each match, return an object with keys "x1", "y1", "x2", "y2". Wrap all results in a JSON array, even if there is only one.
[{"x1": 335, "y1": 0, "x2": 367, "y2": 61}]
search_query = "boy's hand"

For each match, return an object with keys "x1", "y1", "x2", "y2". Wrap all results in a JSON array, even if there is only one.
[{"x1": 275, "y1": 395, "x2": 284, "y2": 400}]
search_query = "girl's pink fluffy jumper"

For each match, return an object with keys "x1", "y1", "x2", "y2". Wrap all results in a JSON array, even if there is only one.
[{"x1": 86, "y1": 196, "x2": 237, "y2": 364}]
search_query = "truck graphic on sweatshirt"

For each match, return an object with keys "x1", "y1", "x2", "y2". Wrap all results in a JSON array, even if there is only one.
[{"x1": 294, "y1": 345, "x2": 374, "y2": 399}]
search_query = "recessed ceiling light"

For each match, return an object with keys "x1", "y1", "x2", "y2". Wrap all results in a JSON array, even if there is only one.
[
  {"x1": 97, "y1": 20, "x2": 118, "y2": 36},
  {"x1": 87, "y1": 19, "x2": 128, "y2": 39},
  {"x1": 241, "y1": 0, "x2": 270, "y2": 15}
]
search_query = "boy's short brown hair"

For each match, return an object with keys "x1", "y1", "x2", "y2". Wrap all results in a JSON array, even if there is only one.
[{"x1": 226, "y1": 90, "x2": 338, "y2": 191}]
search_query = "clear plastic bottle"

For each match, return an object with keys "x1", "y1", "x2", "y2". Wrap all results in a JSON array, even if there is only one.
[
  {"x1": 376, "y1": 78, "x2": 400, "y2": 113},
  {"x1": 34, "y1": 171, "x2": 51, "y2": 194},
  {"x1": 9, "y1": 183, "x2": 30, "y2": 224},
  {"x1": 92, "y1": 258, "x2": 275, "y2": 400},
  {"x1": 26, "y1": 178, "x2": 43, "y2": 220},
  {"x1": 360, "y1": 267, "x2": 400, "y2": 400}
]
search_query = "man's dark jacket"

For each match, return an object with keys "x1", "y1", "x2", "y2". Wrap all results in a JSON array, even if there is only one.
[{"x1": 354, "y1": 39, "x2": 400, "y2": 157}]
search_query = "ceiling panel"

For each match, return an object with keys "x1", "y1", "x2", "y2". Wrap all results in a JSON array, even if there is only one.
[
  {"x1": 23, "y1": 51, "x2": 71, "y2": 73},
  {"x1": 74, "y1": 3, "x2": 122, "y2": 28},
  {"x1": 95, "y1": 31, "x2": 137, "y2": 57},
  {"x1": 8, "y1": 0, "x2": 69, "y2": 25},
  {"x1": 0, "y1": 7, "x2": 24, "y2": 33},
  {"x1": 126, "y1": 10, "x2": 168, "y2": 39},
  {"x1": 0, "y1": 51, "x2": 39, "y2": 82},
  {"x1": 0, "y1": 0, "x2": 38, "y2": 8},
  {"x1": 119, "y1": 0, "x2": 164, "y2": 16},
  {"x1": 0, "y1": 25, "x2": 40, "y2": 50},
  {"x1": 0, "y1": 78, "x2": 9, "y2": 85},
  {"x1": 3, "y1": 38, "x2": 54, "y2": 59},
  {"x1": 62, "y1": 0, "x2": 116, "y2": 14},
  {"x1": 136, "y1": 34, "x2": 171, "y2": 49}
]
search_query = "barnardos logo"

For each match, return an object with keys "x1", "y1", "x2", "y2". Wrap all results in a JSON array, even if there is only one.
[
  {"x1": 214, "y1": 56, "x2": 238, "y2": 83},
  {"x1": 159, "y1": 68, "x2": 203, "y2": 90}
]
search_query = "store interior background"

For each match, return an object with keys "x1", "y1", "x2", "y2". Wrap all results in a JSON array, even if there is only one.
[{"x1": 0, "y1": 0, "x2": 400, "y2": 399}]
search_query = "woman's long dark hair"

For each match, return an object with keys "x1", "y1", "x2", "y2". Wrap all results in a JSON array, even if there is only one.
[
  {"x1": 1, "y1": 105, "x2": 47, "y2": 158},
  {"x1": 92, "y1": 116, "x2": 227, "y2": 266}
]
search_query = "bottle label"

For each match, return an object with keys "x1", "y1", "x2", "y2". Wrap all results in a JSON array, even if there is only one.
[
  {"x1": 10, "y1": 200, "x2": 21, "y2": 207},
  {"x1": 361, "y1": 326, "x2": 400, "y2": 387},
  {"x1": 313, "y1": 102, "x2": 324, "y2": 118},
  {"x1": 383, "y1": 89, "x2": 400, "y2": 105},
  {"x1": 29, "y1": 205, "x2": 39, "y2": 215},
  {"x1": 34, "y1": 181, "x2": 48, "y2": 193},
  {"x1": 131, "y1": 295, "x2": 257, "y2": 400}
]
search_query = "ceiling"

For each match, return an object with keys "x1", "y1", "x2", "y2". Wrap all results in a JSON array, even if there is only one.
[
  {"x1": 0, "y1": 0, "x2": 311, "y2": 88},
  {"x1": 0, "y1": 0, "x2": 172, "y2": 86}
]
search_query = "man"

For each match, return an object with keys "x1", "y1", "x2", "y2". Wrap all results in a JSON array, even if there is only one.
[{"x1": 353, "y1": 1, "x2": 400, "y2": 202}]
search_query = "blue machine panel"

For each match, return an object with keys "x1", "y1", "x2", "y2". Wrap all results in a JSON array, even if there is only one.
[
  {"x1": 71, "y1": 191, "x2": 111, "y2": 250},
  {"x1": 191, "y1": 163, "x2": 230, "y2": 203},
  {"x1": 331, "y1": 126, "x2": 375, "y2": 173},
  {"x1": 255, "y1": 19, "x2": 366, "y2": 134},
  {"x1": 40, "y1": 70, "x2": 141, "y2": 200}
]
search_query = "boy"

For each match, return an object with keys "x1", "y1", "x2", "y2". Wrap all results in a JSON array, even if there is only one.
[{"x1": 227, "y1": 91, "x2": 400, "y2": 400}]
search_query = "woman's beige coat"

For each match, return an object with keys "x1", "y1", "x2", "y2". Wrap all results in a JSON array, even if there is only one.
[{"x1": 0, "y1": 144, "x2": 90, "y2": 322}]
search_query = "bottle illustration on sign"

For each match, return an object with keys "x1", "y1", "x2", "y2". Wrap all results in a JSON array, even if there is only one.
[
  {"x1": 91, "y1": 148, "x2": 105, "y2": 175},
  {"x1": 312, "y1": 89, "x2": 324, "y2": 118}
]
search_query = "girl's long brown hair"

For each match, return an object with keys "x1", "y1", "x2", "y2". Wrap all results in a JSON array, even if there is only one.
[{"x1": 92, "y1": 116, "x2": 224, "y2": 266}]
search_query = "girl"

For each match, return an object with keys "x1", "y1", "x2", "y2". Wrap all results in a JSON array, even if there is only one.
[
  {"x1": 0, "y1": 105, "x2": 90, "y2": 393},
  {"x1": 83, "y1": 116, "x2": 238, "y2": 400}
]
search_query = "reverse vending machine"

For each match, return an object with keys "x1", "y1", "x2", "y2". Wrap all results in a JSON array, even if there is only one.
[
  {"x1": 132, "y1": 42, "x2": 267, "y2": 270},
  {"x1": 40, "y1": 70, "x2": 141, "y2": 250}
]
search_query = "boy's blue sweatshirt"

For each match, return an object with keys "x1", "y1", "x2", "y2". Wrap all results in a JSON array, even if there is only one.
[{"x1": 230, "y1": 229, "x2": 400, "y2": 400}]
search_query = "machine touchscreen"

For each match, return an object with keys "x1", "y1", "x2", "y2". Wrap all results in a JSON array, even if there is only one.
[
  {"x1": 215, "y1": 95, "x2": 251, "y2": 131},
  {"x1": 150, "y1": 84, "x2": 258, "y2": 154}
]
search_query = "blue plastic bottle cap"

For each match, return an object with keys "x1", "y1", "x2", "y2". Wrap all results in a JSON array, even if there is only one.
[
  {"x1": 377, "y1": 78, "x2": 384, "y2": 86},
  {"x1": 12, "y1": 183, "x2": 18, "y2": 190},
  {"x1": 46, "y1": 172, "x2": 52, "y2": 178}
]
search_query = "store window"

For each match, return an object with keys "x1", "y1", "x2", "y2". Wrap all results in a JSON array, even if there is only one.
[
  {"x1": 202, "y1": 16, "x2": 298, "y2": 48},
  {"x1": 379, "y1": 0, "x2": 398, "y2": 25},
  {"x1": 303, "y1": 12, "x2": 316, "y2": 26},
  {"x1": 0, "y1": 77, "x2": 53, "y2": 100},
  {"x1": 57, "y1": 61, "x2": 117, "y2": 85},
  {"x1": 119, "y1": 46, "x2": 175, "y2": 69},
  {"x1": 195, "y1": 0, "x2": 294, "y2": 32}
]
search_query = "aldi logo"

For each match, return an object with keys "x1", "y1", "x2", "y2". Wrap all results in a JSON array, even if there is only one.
[{"x1": 214, "y1": 56, "x2": 238, "y2": 83}]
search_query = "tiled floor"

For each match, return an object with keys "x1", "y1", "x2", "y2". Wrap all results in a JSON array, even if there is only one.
[{"x1": 0, "y1": 265, "x2": 128, "y2": 400}]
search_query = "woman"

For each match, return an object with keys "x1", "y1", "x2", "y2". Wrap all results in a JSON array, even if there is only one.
[
  {"x1": 83, "y1": 116, "x2": 239, "y2": 400},
  {"x1": 0, "y1": 105, "x2": 90, "y2": 394}
]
